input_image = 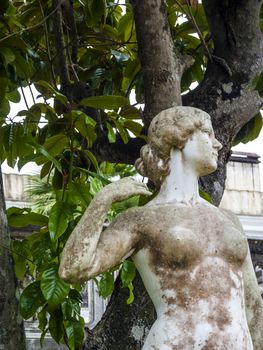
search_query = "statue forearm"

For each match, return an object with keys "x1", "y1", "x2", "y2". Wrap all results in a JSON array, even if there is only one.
[{"x1": 59, "y1": 191, "x2": 112, "y2": 282}]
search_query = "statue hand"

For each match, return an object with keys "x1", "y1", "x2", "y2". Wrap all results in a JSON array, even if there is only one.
[{"x1": 98, "y1": 177, "x2": 152, "y2": 203}]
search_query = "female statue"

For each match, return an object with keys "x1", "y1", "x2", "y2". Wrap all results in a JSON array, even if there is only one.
[{"x1": 59, "y1": 106, "x2": 263, "y2": 349}]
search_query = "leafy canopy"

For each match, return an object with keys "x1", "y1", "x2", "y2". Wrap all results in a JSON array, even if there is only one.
[{"x1": 1, "y1": 0, "x2": 262, "y2": 348}]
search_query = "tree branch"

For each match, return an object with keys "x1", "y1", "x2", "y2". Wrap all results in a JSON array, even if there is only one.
[
  {"x1": 52, "y1": 0, "x2": 70, "y2": 91},
  {"x1": 131, "y1": 0, "x2": 186, "y2": 126},
  {"x1": 62, "y1": 0, "x2": 79, "y2": 64},
  {"x1": 91, "y1": 135, "x2": 145, "y2": 165}
]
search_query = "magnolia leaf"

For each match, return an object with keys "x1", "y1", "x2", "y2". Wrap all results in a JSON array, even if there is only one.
[
  {"x1": 48, "y1": 309, "x2": 64, "y2": 343},
  {"x1": 36, "y1": 80, "x2": 68, "y2": 105},
  {"x1": 199, "y1": 189, "x2": 212, "y2": 203},
  {"x1": 37, "y1": 308, "x2": 48, "y2": 332},
  {"x1": 19, "y1": 281, "x2": 46, "y2": 319},
  {"x1": 41, "y1": 266, "x2": 70, "y2": 305},
  {"x1": 64, "y1": 317, "x2": 85, "y2": 350},
  {"x1": 68, "y1": 182, "x2": 91, "y2": 207},
  {"x1": 113, "y1": 119, "x2": 129, "y2": 144},
  {"x1": 126, "y1": 283, "x2": 134, "y2": 305},
  {"x1": 85, "y1": 150, "x2": 98, "y2": 170},
  {"x1": 98, "y1": 272, "x2": 114, "y2": 298},
  {"x1": 12, "y1": 240, "x2": 28, "y2": 279},
  {"x1": 43, "y1": 134, "x2": 69, "y2": 157},
  {"x1": 6, "y1": 89, "x2": 21, "y2": 103},
  {"x1": 31, "y1": 142, "x2": 62, "y2": 172},
  {"x1": 89, "y1": 176, "x2": 103, "y2": 196},
  {"x1": 0, "y1": 47, "x2": 15, "y2": 65},
  {"x1": 121, "y1": 260, "x2": 136, "y2": 287},
  {"x1": 48, "y1": 201, "x2": 70, "y2": 241},
  {"x1": 8, "y1": 211, "x2": 48, "y2": 228},
  {"x1": 106, "y1": 122, "x2": 116, "y2": 143},
  {"x1": 233, "y1": 113, "x2": 263, "y2": 146}
]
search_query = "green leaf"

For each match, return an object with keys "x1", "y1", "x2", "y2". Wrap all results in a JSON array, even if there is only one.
[
  {"x1": 98, "y1": 272, "x2": 114, "y2": 298},
  {"x1": 13, "y1": 52, "x2": 34, "y2": 79},
  {"x1": 32, "y1": 143, "x2": 62, "y2": 173},
  {"x1": 86, "y1": 0, "x2": 106, "y2": 25},
  {"x1": 19, "y1": 281, "x2": 46, "y2": 319},
  {"x1": 75, "y1": 112, "x2": 97, "y2": 146},
  {"x1": 48, "y1": 309, "x2": 64, "y2": 343},
  {"x1": 124, "y1": 120, "x2": 142, "y2": 136},
  {"x1": 0, "y1": 47, "x2": 15, "y2": 65},
  {"x1": 72, "y1": 110, "x2": 96, "y2": 127},
  {"x1": 106, "y1": 122, "x2": 116, "y2": 143},
  {"x1": 64, "y1": 317, "x2": 85, "y2": 350},
  {"x1": 40, "y1": 161, "x2": 52, "y2": 179},
  {"x1": 233, "y1": 113, "x2": 263, "y2": 146},
  {"x1": 62, "y1": 298, "x2": 80, "y2": 320},
  {"x1": 43, "y1": 134, "x2": 70, "y2": 157},
  {"x1": 6, "y1": 89, "x2": 21, "y2": 103},
  {"x1": 120, "y1": 260, "x2": 136, "y2": 287},
  {"x1": 199, "y1": 189, "x2": 212, "y2": 203},
  {"x1": 0, "y1": 78, "x2": 9, "y2": 102},
  {"x1": 37, "y1": 308, "x2": 48, "y2": 332},
  {"x1": 12, "y1": 240, "x2": 28, "y2": 279},
  {"x1": 48, "y1": 201, "x2": 70, "y2": 241},
  {"x1": 120, "y1": 105, "x2": 141, "y2": 120},
  {"x1": 80, "y1": 95, "x2": 129, "y2": 109},
  {"x1": 126, "y1": 282, "x2": 134, "y2": 305},
  {"x1": 89, "y1": 176, "x2": 103, "y2": 196},
  {"x1": 68, "y1": 182, "x2": 91, "y2": 207},
  {"x1": 0, "y1": 98, "x2": 10, "y2": 118},
  {"x1": 85, "y1": 150, "x2": 98, "y2": 170},
  {"x1": 41, "y1": 266, "x2": 70, "y2": 305},
  {"x1": 113, "y1": 119, "x2": 129, "y2": 144},
  {"x1": 36, "y1": 80, "x2": 69, "y2": 105},
  {"x1": 8, "y1": 211, "x2": 48, "y2": 228}
]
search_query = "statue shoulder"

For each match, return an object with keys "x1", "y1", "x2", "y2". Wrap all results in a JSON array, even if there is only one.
[{"x1": 219, "y1": 208, "x2": 243, "y2": 231}]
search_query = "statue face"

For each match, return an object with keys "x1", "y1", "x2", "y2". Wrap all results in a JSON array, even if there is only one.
[{"x1": 182, "y1": 119, "x2": 222, "y2": 176}]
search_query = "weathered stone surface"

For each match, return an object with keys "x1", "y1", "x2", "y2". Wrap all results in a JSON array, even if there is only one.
[{"x1": 60, "y1": 107, "x2": 263, "y2": 349}]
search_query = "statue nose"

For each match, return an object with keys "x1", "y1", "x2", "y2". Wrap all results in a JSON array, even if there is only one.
[{"x1": 213, "y1": 138, "x2": 222, "y2": 151}]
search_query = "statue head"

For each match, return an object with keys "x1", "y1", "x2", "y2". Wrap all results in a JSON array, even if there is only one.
[{"x1": 135, "y1": 106, "x2": 221, "y2": 187}]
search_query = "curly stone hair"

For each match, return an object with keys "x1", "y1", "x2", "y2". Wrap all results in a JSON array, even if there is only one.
[{"x1": 135, "y1": 106, "x2": 211, "y2": 187}]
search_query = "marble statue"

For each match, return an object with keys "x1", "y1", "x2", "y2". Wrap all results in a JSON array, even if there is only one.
[{"x1": 59, "y1": 106, "x2": 263, "y2": 349}]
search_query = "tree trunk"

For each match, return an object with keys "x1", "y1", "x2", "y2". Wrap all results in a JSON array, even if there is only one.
[{"x1": 0, "y1": 167, "x2": 26, "y2": 350}]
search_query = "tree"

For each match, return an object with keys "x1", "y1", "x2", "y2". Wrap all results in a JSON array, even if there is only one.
[
  {"x1": 0, "y1": 0, "x2": 262, "y2": 349},
  {"x1": 0, "y1": 167, "x2": 26, "y2": 349}
]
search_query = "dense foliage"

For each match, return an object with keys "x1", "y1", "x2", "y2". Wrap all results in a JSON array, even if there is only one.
[{"x1": 0, "y1": 0, "x2": 262, "y2": 348}]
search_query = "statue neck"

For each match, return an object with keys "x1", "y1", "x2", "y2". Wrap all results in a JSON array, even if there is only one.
[{"x1": 154, "y1": 148, "x2": 201, "y2": 206}]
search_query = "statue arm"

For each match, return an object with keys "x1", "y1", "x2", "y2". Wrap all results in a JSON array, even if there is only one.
[
  {"x1": 242, "y1": 247, "x2": 263, "y2": 350},
  {"x1": 58, "y1": 177, "x2": 151, "y2": 283}
]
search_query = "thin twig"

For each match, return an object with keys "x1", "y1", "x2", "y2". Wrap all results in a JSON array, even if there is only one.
[
  {"x1": 0, "y1": 5, "x2": 59, "y2": 44},
  {"x1": 20, "y1": 86, "x2": 29, "y2": 110},
  {"x1": 38, "y1": 0, "x2": 57, "y2": 88},
  {"x1": 65, "y1": 21, "x2": 79, "y2": 82},
  {"x1": 52, "y1": 0, "x2": 70, "y2": 91},
  {"x1": 28, "y1": 83, "x2": 36, "y2": 105}
]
